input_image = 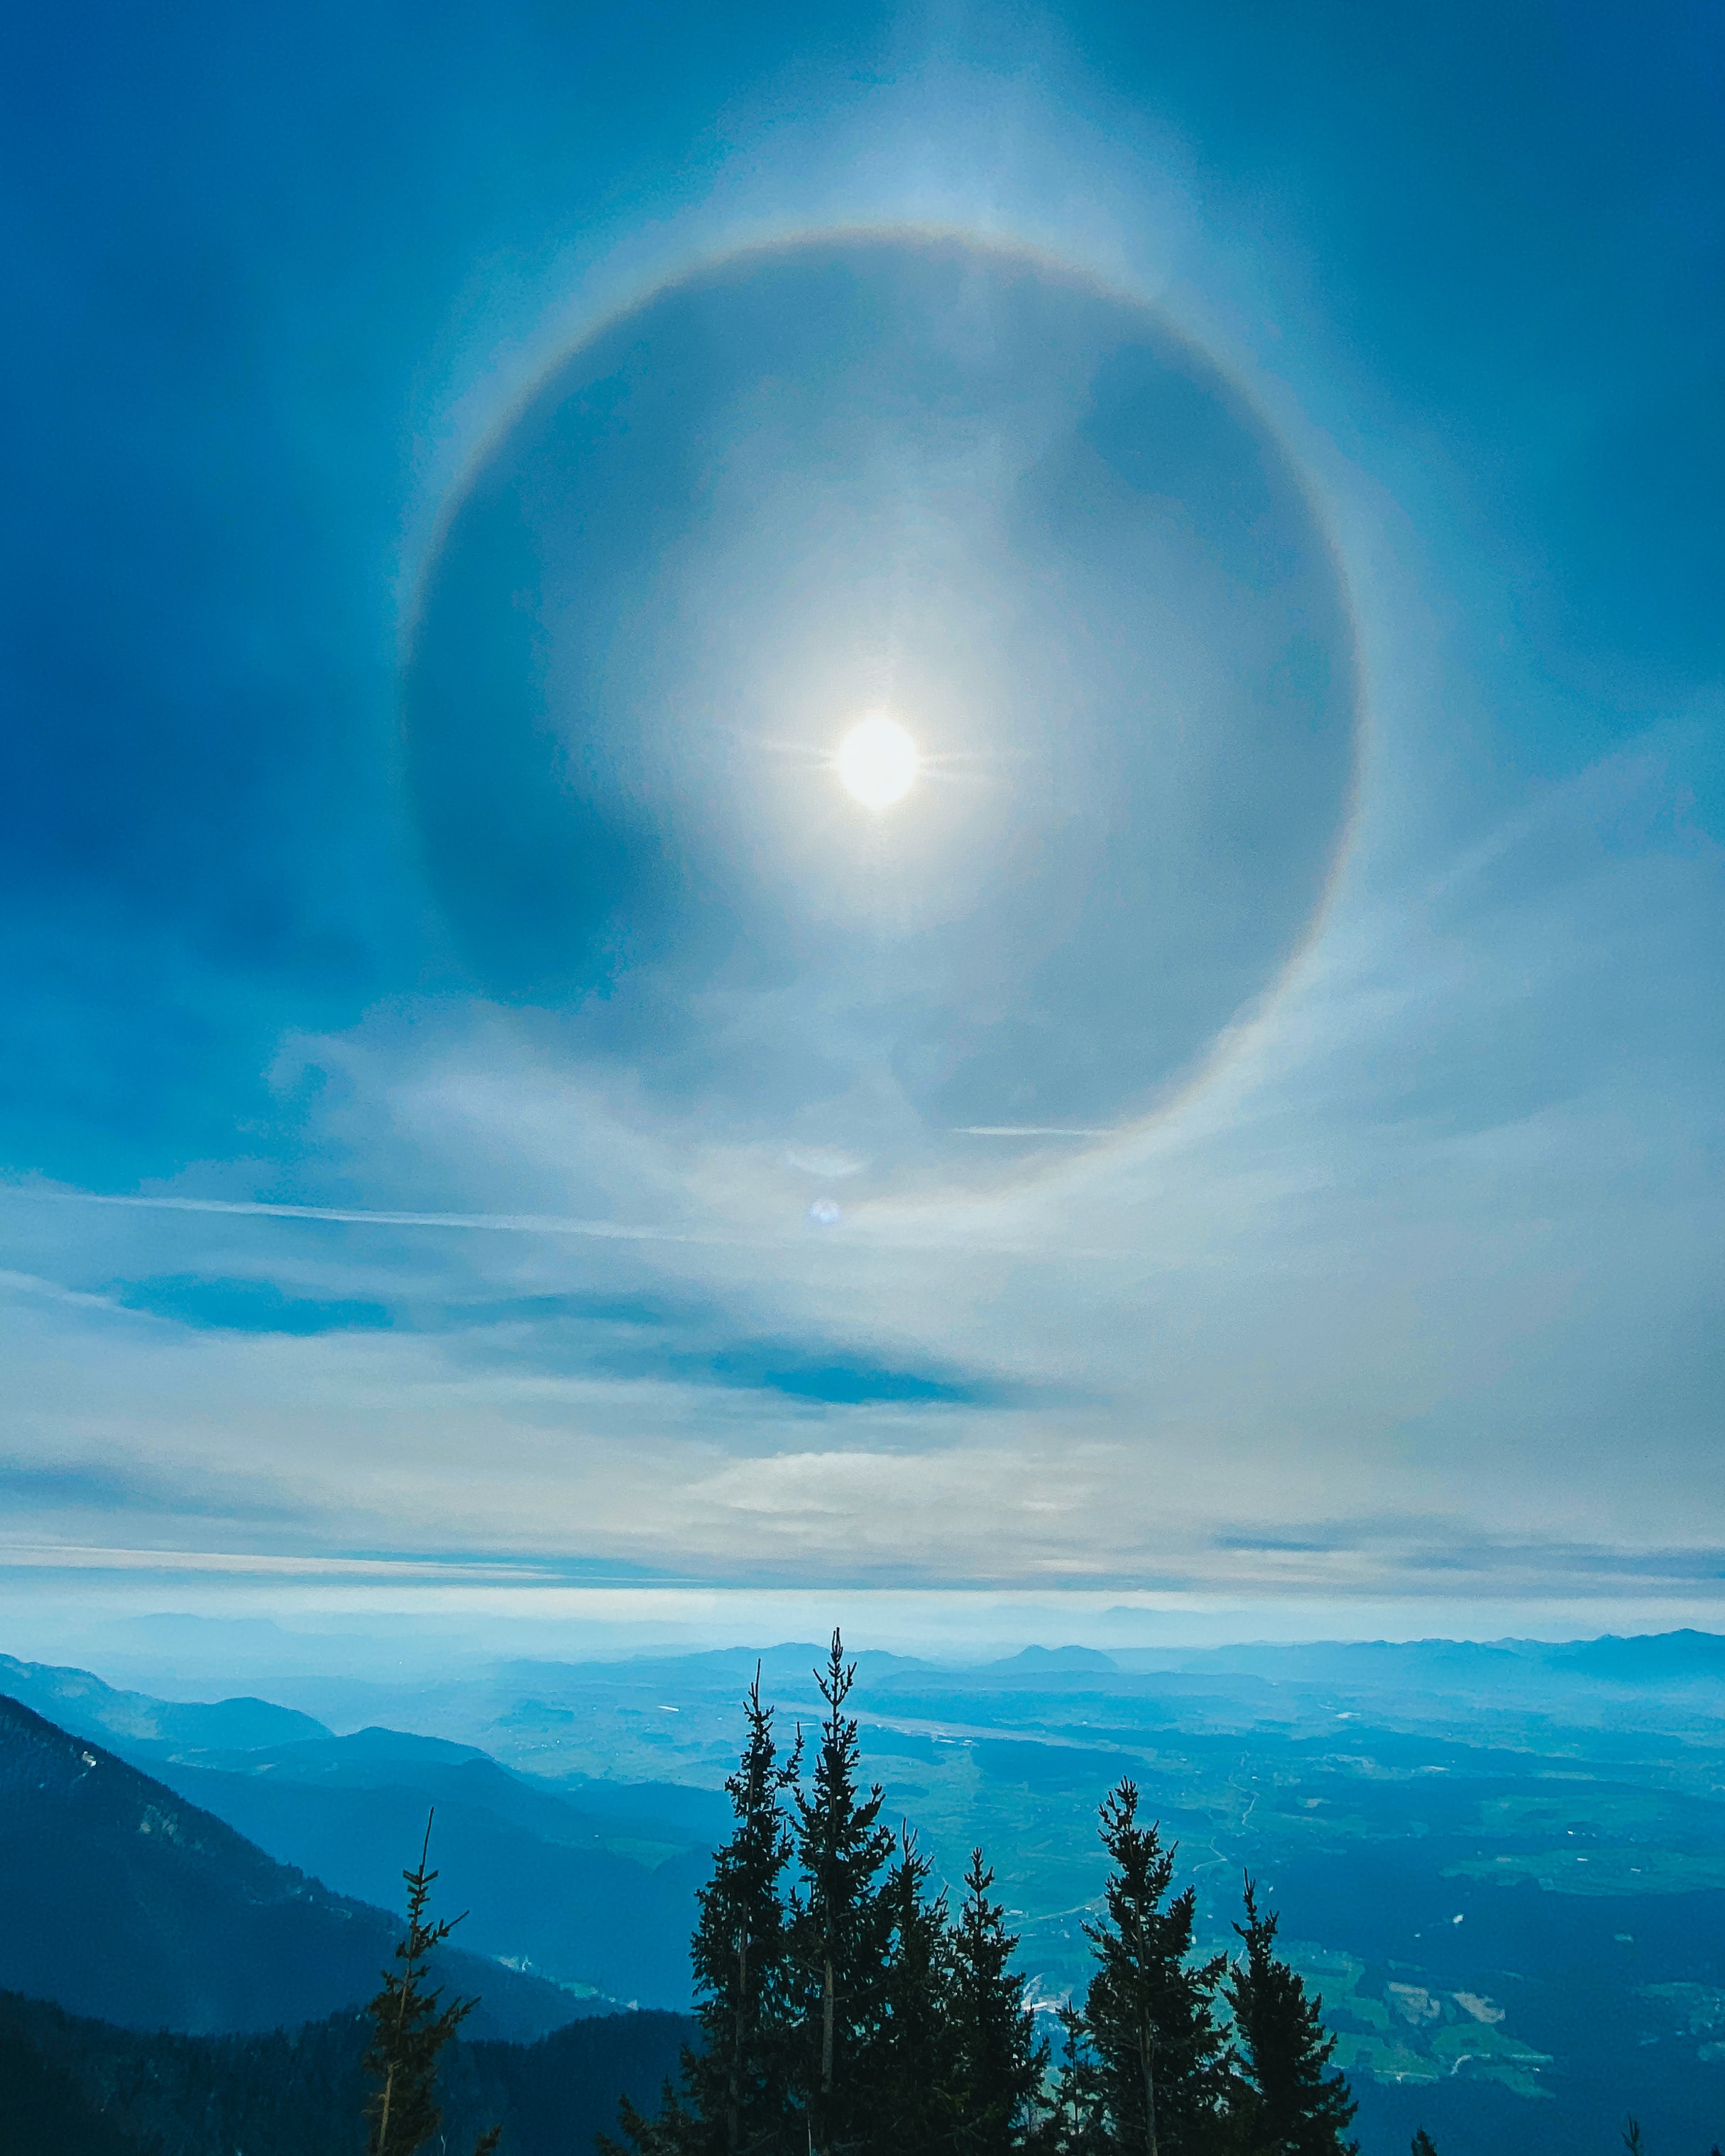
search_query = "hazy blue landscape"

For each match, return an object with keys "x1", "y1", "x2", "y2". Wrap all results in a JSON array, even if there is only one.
[{"x1": 8, "y1": 1628, "x2": 1725, "y2": 2150}]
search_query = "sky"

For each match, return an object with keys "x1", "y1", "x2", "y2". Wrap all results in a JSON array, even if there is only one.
[{"x1": 1, "y1": 0, "x2": 1721, "y2": 1663}]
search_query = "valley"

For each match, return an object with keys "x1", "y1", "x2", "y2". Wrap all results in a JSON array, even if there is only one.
[{"x1": 7, "y1": 1633, "x2": 1725, "y2": 2152}]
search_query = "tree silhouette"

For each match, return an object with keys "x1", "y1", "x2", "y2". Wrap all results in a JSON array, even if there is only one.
[
  {"x1": 361, "y1": 1810, "x2": 499, "y2": 2156},
  {"x1": 1224, "y1": 1874, "x2": 1357, "y2": 2155},
  {"x1": 1069, "y1": 1779, "x2": 1231, "y2": 2155},
  {"x1": 873, "y1": 1825, "x2": 956, "y2": 2155},
  {"x1": 689, "y1": 1666, "x2": 805, "y2": 2156},
  {"x1": 947, "y1": 1847, "x2": 1048, "y2": 2155},
  {"x1": 789, "y1": 1630, "x2": 896, "y2": 2154}
]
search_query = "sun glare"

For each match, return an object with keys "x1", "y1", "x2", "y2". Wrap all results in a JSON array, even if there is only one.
[{"x1": 836, "y1": 714, "x2": 920, "y2": 808}]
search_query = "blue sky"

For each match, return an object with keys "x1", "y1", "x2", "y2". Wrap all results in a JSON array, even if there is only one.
[{"x1": 1, "y1": 0, "x2": 1721, "y2": 1650}]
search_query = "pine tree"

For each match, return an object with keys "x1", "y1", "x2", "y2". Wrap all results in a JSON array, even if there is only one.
[
  {"x1": 1047, "y1": 2004, "x2": 1109, "y2": 2156},
  {"x1": 790, "y1": 1629, "x2": 897, "y2": 2155},
  {"x1": 1223, "y1": 1876, "x2": 1356, "y2": 2156},
  {"x1": 947, "y1": 1848, "x2": 1048, "y2": 2155},
  {"x1": 1409, "y1": 2132, "x2": 1439, "y2": 2156},
  {"x1": 606, "y1": 2079, "x2": 699, "y2": 2156},
  {"x1": 606, "y1": 1668, "x2": 804, "y2": 2156},
  {"x1": 1073, "y1": 1779, "x2": 1231, "y2": 2156},
  {"x1": 361, "y1": 1812, "x2": 499, "y2": 2156},
  {"x1": 872, "y1": 1825, "x2": 957, "y2": 2156},
  {"x1": 689, "y1": 1666, "x2": 805, "y2": 2156}
]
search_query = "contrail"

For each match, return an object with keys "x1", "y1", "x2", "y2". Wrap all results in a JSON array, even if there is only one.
[
  {"x1": 4, "y1": 1185, "x2": 1134, "y2": 1262},
  {"x1": 8, "y1": 1188, "x2": 736, "y2": 1247}
]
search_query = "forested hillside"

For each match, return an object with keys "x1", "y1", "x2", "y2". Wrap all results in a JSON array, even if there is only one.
[
  {"x1": 0, "y1": 1695, "x2": 579, "y2": 2040},
  {"x1": 141, "y1": 1728, "x2": 711, "y2": 2006},
  {"x1": 0, "y1": 1993, "x2": 691, "y2": 2156}
]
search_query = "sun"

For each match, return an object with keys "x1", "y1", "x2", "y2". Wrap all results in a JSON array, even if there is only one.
[{"x1": 836, "y1": 714, "x2": 920, "y2": 808}]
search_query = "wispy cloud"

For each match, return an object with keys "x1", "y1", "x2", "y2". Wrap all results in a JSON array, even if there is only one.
[{"x1": 1, "y1": 712, "x2": 1718, "y2": 1610}]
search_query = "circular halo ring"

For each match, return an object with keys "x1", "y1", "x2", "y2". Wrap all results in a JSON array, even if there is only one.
[{"x1": 402, "y1": 226, "x2": 1364, "y2": 1192}]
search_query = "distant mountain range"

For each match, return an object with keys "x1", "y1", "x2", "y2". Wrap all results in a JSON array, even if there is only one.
[
  {"x1": 0, "y1": 1653, "x2": 728, "y2": 2009},
  {"x1": 1546, "y1": 1629, "x2": 1725, "y2": 1683},
  {"x1": 456, "y1": 1629, "x2": 1725, "y2": 1705},
  {"x1": 0, "y1": 1694, "x2": 582, "y2": 2040},
  {"x1": 0, "y1": 1651, "x2": 331, "y2": 1754}
]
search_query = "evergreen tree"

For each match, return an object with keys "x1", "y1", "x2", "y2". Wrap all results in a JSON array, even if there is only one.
[
  {"x1": 1223, "y1": 1877, "x2": 1356, "y2": 2156},
  {"x1": 790, "y1": 1629, "x2": 897, "y2": 2155},
  {"x1": 361, "y1": 1812, "x2": 499, "y2": 2156},
  {"x1": 1409, "y1": 2133, "x2": 1439, "y2": 2156},
  {"x1": 1047, "y1": 2004, "x2": 1110, "y2": 2156},
  {"x1": 947, "y1": 1847, "x2": 1048, "y2": 2156},
  {"x1": 689, "y1": 1666, "x2": 805, "y2": 2156},
  {"x1": 872, "y1": 1825, "x2": 957, "y2": 2156},
  {"x1": 1073, "y1": 1779, "x2": 1231, "y2": 2156},
  {"x1": 604, "y1": 2069, "x2": 700, "y2": 2156},
  {"x1": 606, "y1": 1669, "x2": 804, "y2": 2156}
]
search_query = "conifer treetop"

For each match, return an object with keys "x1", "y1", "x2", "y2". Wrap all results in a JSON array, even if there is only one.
[
  {"x1": 1226, "y1": 1872, "x2": 1357, "y2": 2156},
  {"x1": 361, "y1": 1810, "x2": 498, "y2": 2156}
]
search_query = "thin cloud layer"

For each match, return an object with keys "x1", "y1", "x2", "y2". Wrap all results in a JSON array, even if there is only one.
[
  {"x1": 0, "y1": 4, "x2": 1720, "y2": 1632},
  {"x1": 2, "y1": 713, "x2": 1719, "y2": 1603}
]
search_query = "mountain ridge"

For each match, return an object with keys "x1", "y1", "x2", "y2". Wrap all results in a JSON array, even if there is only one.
[
  {"x1": 0, "y1": 1693, "x2": 588, "y2": 2040},
  {"x1": 0, "y1": 1651, "x2": 329, "y2": 1754}
]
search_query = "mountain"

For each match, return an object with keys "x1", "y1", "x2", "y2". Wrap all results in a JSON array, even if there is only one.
[
  {"x1": 0, "y1": 1989, "x2": 696, "y2": 2156},
  {"x1": 0, "y1": 1656, "x2": 719, "y2": 2008},
  {"x1": 985, "y1": 1645, "x2": 1120, "y2": 1673},
  {"x1": 1102, "y1": 1639, "x2": 1533, "y2": 1688},
  {"x1": 1549, "y1": 1629, "x2": 1725, "y2": 1683},
  {"x1": 0, "y1": 1652, "x2": 329, "y2": 1754},
  {"x1": 0, "y1": 1695, "x2": 582, "y2": 2040},
  {"x1": 1096, "y1": 1633, "x2": 1725, "y2": 1695},
  {"x1": 175, "y1": 1724, "x2": 727, "y2": 1853},
  {"x1": 143, "y1": 1728, "x2": 709, "y2": 2007},
  {"x1": 489, "y1": 1641, "x2": 931, "y2": 1696}
]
